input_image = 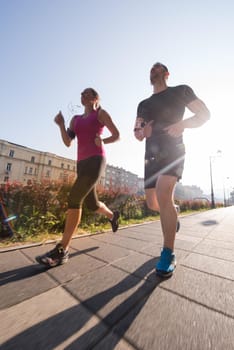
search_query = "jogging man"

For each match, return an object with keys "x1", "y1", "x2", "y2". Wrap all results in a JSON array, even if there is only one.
[{"x1": 134, "y1": 62, "x2": 210, "y2": 277}]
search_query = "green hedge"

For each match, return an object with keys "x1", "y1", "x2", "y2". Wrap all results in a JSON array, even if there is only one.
[{"x1": 0, "y1": 181, "x2": 213, "y2": 238}]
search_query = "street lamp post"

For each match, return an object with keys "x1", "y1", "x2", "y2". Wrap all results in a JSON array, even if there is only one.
[
  {"x1": 224, "y1": 176, "x2": 230, "y2": 206},
  {"x1": 209, "y1": 150, "x2": 224, "y2": 209},
  {"x1": 223, "y1": 185, "x2": 226, "y2": 207},
  {"x1": 209, "y1": 156, "x2": 215, "y2": 209}
]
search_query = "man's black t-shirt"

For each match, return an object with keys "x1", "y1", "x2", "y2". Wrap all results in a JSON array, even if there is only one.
[{"x1": 137, "y1": 85, "x2": 197, "y2": 159}]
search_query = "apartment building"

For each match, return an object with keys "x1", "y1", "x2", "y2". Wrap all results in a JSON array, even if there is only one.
[
  {"x1": 0, "y1": 139, "x2": 143, "y2": 193},
  {"x1": 0, "y1": 139, "x2": 76, "y2": 185},
  {"x1": 104, "y1": 164, "x2": 140, "y2": 193}
]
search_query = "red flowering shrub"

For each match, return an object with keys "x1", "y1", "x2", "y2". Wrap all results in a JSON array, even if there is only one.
[{"x1": 1, "y1": 181, "x2": 215, "y2": 238}]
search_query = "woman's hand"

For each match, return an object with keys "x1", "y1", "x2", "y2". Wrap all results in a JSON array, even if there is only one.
[
  {"x1": 54, "y1": 111, "x2": 65, "y2": 126},
  {"x1": 95, "y1": 134, "x2": 103, "y2": 147},
  {"x1": 54, "y1": 111, "x2": 72, "y2": 147},
  {"x1": 98, "y1": 109, "x2": 120, "y2": 144}
]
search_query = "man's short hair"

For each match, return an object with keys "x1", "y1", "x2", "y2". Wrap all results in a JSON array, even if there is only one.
[{"x1": 153, "y1": 62, "x2": 169, "y2": 73}]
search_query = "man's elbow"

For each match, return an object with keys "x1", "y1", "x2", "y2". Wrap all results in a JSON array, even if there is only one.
[
  {"x1": 199, "y1": 107, "x2": 210, "y2": 124},
  {"x1": 203, "y1": 109, "x2": 211, "y2": 122}
]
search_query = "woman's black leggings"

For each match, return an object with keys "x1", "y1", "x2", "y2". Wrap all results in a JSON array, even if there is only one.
[{"x1": 68, "y1": 155, "x2": 106, "y2": 211}]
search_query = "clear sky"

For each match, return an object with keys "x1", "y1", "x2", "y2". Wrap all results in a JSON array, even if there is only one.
[{"x1": 1, "y1": 0, "x2": 234, "y2": 197}]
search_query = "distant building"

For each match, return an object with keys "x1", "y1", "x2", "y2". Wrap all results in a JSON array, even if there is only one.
[
  {"x1": 0, "y1": 139, "x2": 144, "y2": 193},
  {"x1": 0, "y1": 139, "x2": 76, "y2": 185},
  {"x1": 103, "y1": 164, "x2": 140, "y2": 194},
  {"x1": 175, "y1": 182, "x2": 205, "y2": 201}
]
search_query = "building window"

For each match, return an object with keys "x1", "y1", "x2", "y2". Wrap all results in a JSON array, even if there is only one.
[
  {"x1": 46, "y1": 170, "x2": 50, "y2": 177},
  {"x1": 61, "y1": 163, "x2": 64, "y2": 169},
  {"x1": 6, "y1": 163, "x2": 12, "y2": 172},
  {"x1": 31, "y1": 156, "x2": 35, "y2": 163},
  {"x1": 4, "y1": 176, "x2": 9, "y2": 182},
  {"x1": 48, "y1": 160, "x2": 52, "y2": 166},
  {"x1": 9, "y1": 150, "x2": 14, "y2": 157},
  {"x1": 29, "y1": 167, "x2": 33, "y2": 174},
  {"x1": 67, "y1": 164, "x2": 70, "y2": 170}
]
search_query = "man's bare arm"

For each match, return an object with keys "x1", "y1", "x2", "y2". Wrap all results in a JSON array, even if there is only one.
[{"x1": 164, "y1": 98, "x2": 210, "y2": 137}]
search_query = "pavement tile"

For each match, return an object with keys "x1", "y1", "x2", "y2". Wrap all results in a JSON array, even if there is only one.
[
  {"x1": 0, "y1": 250, "x2": 57, "y2": 309},
  {"x1": 178, "y1": 228, "x2": 211, "y2": 238},
  {"x1": 193, "y1": 241, "x2": 234, "y2": 262},
  {"x1": 207, "y1": 230, "x2": 234, "y2": 243},
  {"x1": 176, "y1": 233, "x2": 204, "y2": 243},
  {"x1": 113, "y1": 286, "x2": 234, "y2": 350},
  {"x1": 110, "y1": 252, "x2": 157, "y2": 279},
  {"x1": 140, "y1": 243, "x2": 191, "y2": 263},
  {"x1": 92, "y1": 331, "x2": 136, "y2": 350},
  {"x1": 23, "y1": 244, "x2": 107, "y2": 283},
  {"x1": 26, "y1": 236, "x2": 132, "y2": 264},
  {"x1": 182, "y1": 252, "x2": 234, "y2": 280},
  {"x1": 161, "y1": 265, "x2": 234, "y2": 318},
  {"x1": 119, "y1": 223, "x2": 162, "y2": 241},
  {"x1": 47, "y1": 251, "x2": 107, "y2": 284},
  {"x1": 199, "y1": 237, "x2": 234, "y2": 250},
  {"x1": 71, "y1": 234, "x2": 134, "y2": 262},
  {"x1": 92, "y1": 233, "x2": 155, "y2": 252},
  {"x1": 179, "y1": 211, "x2": 225, "y2": 236},
  {"x1": 0, "y1": 248, "x2": 37, "y2": 272},
  {"x1": 68, "y1": 235, "x2": 104, "y2": 251},
  {"x1": 76, "y1": 242, "x2": 133, "y2": 263},
  {"x1": 169, "y1": 232, "x2": 205, "y2": 251},
  {"x1": 0, "y1": 286, "x2": 109, "y2": 350},
  {"x1": 174, "y1": 235, "x2": 203, "y2": 250},
  {"x1": 65, "y1": 264, "x2": 159, "y2": 327}
]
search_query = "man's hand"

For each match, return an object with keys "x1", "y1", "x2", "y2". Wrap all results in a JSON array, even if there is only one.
[
  {"x1": 134, "y1": 118, "x2": 154, "y2": 141},
  {"x1": 143, "y1": 120, "x2": 154, "y2": 138},
  {"x1": 164, "y1": 121, "x2": 184, "y2": 137}
]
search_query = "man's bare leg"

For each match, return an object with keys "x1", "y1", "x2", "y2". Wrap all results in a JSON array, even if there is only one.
[
  {"x1": 156, "y1": 175, "x2": 177, "y2": 250},
  {"x1": 145, "y1": 188, "x2": 160, "y2": 212}
]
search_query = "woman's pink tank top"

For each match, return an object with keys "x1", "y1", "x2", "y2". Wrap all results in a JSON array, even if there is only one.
[{"x1": 73, "y1": 109, "x2": 105, "y2": 161}]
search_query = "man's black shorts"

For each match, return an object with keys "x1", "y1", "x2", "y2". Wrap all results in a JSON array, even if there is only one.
[{"x1": 144, "y1": 142, "x2": 185, "y2": 189}]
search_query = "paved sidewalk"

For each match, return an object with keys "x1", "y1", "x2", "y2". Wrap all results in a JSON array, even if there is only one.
[{"x1": 1, "y1": 207, "x2": 234, "y2": 350}]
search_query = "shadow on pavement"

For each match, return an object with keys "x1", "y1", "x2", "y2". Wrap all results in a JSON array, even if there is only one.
[
  {"x1": 1, "y1": 257, "x2": 163, "y2": 350},
  {"x1": 0, "y1": 247, "x2": 99, "y2": 287},
  {"x1": 201, "y1": 220, "x2": 219, "y2": 226}
]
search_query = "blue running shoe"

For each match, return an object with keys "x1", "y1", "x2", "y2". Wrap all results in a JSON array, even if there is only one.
[{"x1": 156, "y1": 247, "x2": 176, "y2": 278}]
